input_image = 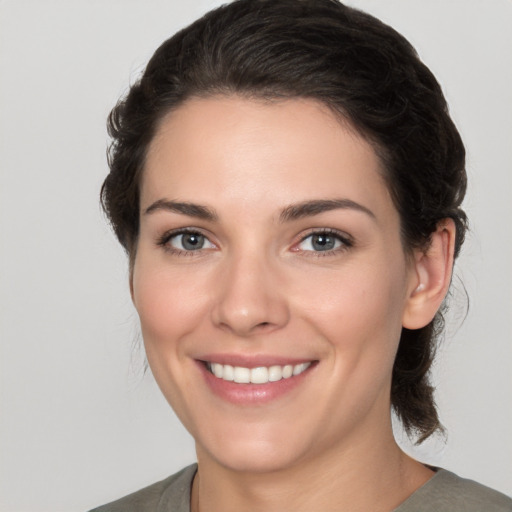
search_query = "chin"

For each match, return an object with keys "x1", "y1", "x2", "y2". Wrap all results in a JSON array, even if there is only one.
[
  {"x1": 205, "y1": 443, "x2": 304, "y2": 474},
  {"x1": 194, "y1": 419, "x2": 317, "y2": 474}
]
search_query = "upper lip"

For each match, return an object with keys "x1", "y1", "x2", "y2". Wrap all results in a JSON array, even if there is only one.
[{"x1": 197, "y1": 353, "x2": 316, "y2": 368}]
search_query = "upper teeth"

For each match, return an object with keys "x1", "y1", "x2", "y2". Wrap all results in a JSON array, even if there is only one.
[{"x1": 207, "y1": 362, "x2": 311, "y2": 384}]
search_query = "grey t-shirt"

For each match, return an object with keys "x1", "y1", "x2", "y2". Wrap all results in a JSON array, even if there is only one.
[{"x1": 90, "y1": 464, "x2": 512, "y2": 512}]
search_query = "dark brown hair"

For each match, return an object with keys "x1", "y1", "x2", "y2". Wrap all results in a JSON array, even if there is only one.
[{"x1": 102, "y1": 0, "x2": 467, "y2": 442}]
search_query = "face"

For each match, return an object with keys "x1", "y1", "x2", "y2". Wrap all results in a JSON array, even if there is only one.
[{"x1": 132, "y1": 96, "x2": 418, "y2": 473}]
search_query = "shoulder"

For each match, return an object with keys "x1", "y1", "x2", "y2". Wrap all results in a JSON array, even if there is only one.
[
  {"x1": 395, "y1": 469, "x2": 512, "y2": 512},
  {"x1": 88, "y1": 464, "x2": 197, "y2": 512}
]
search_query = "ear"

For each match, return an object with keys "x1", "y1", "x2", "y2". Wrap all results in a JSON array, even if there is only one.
[{"x1": 402, "y1": 219, "x2": 456, "y2": 329}]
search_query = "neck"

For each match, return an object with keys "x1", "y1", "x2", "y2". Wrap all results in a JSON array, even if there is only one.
[{"x1": 191, "y1": 420, "x2": 433, "y2": 512}]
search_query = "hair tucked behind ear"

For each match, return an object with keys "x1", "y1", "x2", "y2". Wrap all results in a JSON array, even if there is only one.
[{"x1": 102, "y1": 0, "x2": 467, "y2": 442}]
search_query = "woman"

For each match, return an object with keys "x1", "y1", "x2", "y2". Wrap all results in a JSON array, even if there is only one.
[{"x1": 91, "y1": 0, "x2": 512, "y2": 510}]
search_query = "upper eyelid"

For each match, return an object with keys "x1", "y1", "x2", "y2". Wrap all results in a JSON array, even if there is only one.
[
  {"x1": 155, "y1": 226, "x2": 353, "y2": 250},
  {"x1": 292, "y1": 229, "x2": 354, "y2": 253},
  {"x1": 156, "y1": 228, "x2": 217, "y2": 256},
  {"x1": 296, "y1": 228, "x2": 353, "y2": 243},
  {"x1": 155, "y1": 228, "x2": 216, "y2": 253},
  {"x1": 158, "y1": 226, "x2": 213, "y2": 241}
]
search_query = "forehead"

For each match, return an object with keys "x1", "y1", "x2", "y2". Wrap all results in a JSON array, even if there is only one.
[{"x1": 142, "y1": 95, "x2": 394, "y2": 222}]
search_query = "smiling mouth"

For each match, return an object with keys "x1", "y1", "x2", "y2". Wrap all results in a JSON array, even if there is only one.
[{"x1": 205, "y1": 362, "x2": 312, "y2": 384}]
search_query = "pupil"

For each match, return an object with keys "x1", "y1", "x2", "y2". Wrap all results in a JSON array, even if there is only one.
[
  {"x1": 182, "y1": 233, "x2": 204, "y2": 250},
  {"x1": 312, "y1": 234, "x2": 334, "y2": 251}
]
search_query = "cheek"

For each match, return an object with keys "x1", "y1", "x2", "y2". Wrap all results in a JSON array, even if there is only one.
[
  {"x1": 131, "y1": 256, "x2": 212, "y2": 423},
  {"x1": 292, "y1": 258, "x2": 408, "y2": 360},
  {"x1": 132, "y1": 259, "x2": 209, "y2": 345}
]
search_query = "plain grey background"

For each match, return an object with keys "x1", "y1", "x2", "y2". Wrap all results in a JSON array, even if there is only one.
[{"x1": 0, "y1": 1, "x2": 511, "y2": 510}]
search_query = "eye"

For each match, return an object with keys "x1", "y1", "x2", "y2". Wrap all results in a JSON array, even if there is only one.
[
  {"x1": 295, "y1": 230, "x2": 351, "y2": 253},
  {"x1": 159, "y1": 229, "x2": 216, "y2": 253}
]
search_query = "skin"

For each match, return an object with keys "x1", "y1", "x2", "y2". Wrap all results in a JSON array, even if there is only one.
[{"x1": 132, "y1": 96, "x2": 455, "y2": 512}]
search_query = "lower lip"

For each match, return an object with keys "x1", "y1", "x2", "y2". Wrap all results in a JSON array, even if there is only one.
[{"x1": 197, "y1": 362, "x2": 315, "y2": 405}]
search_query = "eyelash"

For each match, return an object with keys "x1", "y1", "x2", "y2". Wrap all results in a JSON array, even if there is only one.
[
  {"x1": 294, "y1": 228, "x2": 353, "y2": 257},
  {"x1": 156, "y1": 228, "x2": 214, "y2": 257},
  {"x1": 156, "y1": 228, "x2": 353, "y2": 257}
]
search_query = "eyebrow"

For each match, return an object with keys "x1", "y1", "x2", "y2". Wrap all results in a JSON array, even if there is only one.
[
  {"x1": 143, "y1": 198, "x2": 375, "y2": 223},
  {"x1": 144, "y1": 199, "x2": 218, "y2": 221},
  {"x1": 279, "y1": 199, "x2": 376, "y2": 223}
]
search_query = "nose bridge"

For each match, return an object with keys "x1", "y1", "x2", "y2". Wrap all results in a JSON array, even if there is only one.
[{"x1": 212, "y1": 244, "x2": 289, "y2": 336}]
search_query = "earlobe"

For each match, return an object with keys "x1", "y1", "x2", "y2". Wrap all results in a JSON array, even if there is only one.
[{"x1": 402, "y1": 219, "x2": 456, "y2": 330}]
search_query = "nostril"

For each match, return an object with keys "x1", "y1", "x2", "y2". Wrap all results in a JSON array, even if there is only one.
[{"x1": 253, "y1": 321, "x2": 277, "y2": 333}]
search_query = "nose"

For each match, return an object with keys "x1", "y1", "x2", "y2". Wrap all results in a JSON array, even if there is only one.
[{"x1": 211, "y1": 251, "x2": 290, "y2": 337}]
